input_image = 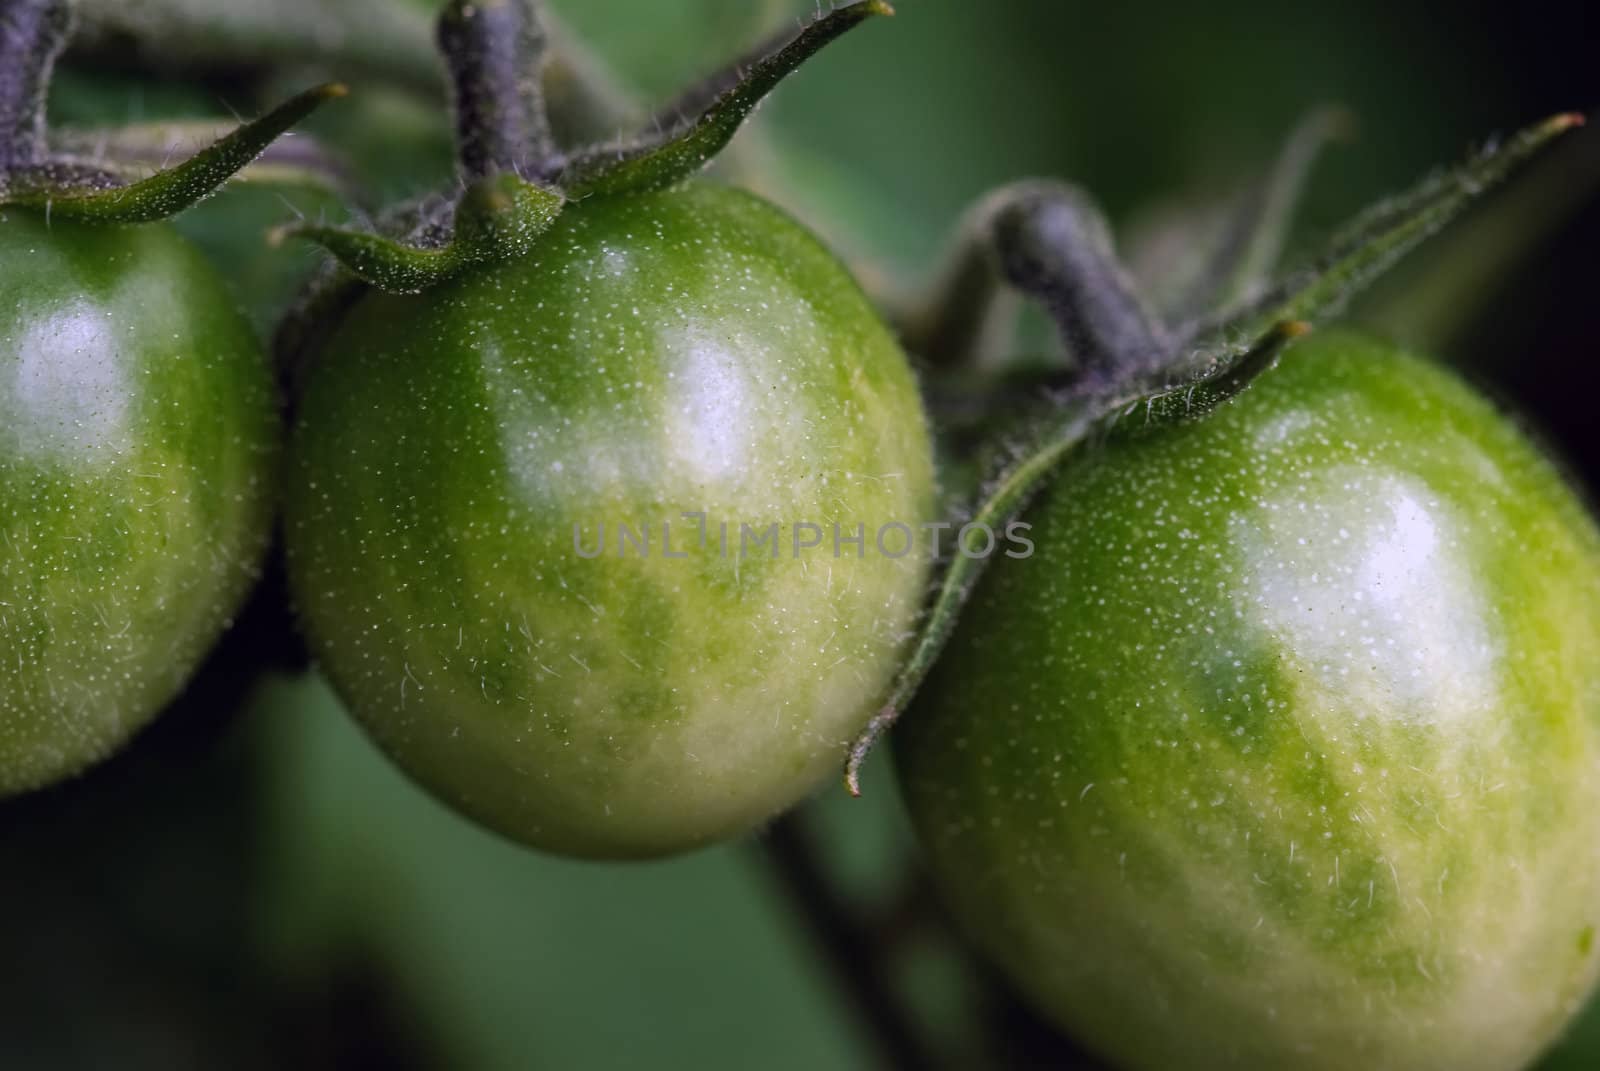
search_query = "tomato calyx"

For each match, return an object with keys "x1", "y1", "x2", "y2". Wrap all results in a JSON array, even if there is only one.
[
  {"x1": 844, "y1": 108, "x2": 1584, "y2": 795},
  {"x1": 0, "y1": 0, "x2": 342, "y2": 224},
  {"x1": 272, "y1": 0, "x2": 894, "y2": 294}
]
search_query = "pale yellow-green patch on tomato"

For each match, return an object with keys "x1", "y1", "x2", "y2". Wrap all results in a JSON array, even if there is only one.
[
  {"x1": 897, "y1": 331, "x2": 1600, "y2": 1071},
  {"x1": 0, "y1": 212, "x2": 277, "y2": 794},
  {"x1": 287, "y1": 181, "x2": 936, "y2": 858}
]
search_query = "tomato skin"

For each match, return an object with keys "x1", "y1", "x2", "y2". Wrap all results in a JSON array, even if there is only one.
[
  {"x1": 0, "y1": 212, "x2": 278, "y2": 794},
  {"x1": 286, "y1": 181, "x2": 934, "y2": 858},
  {"x1": 896, "y1": 332, "x2": 1600, "y2": 1070}
]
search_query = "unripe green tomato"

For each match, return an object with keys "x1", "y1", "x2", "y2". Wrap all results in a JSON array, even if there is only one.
[
  {"x1": 0, "y1": 212, "x2": 277, "y2": 793},
  {"x1": 897, "y1": 331, "x2": 1600, "y2": 1071},
  {"x1": 286, "y1": 181, "x2": 935, "y2": 859}
]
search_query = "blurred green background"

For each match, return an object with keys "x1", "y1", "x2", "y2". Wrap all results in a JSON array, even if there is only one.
[{"x1": 7, "y1": 0, "x2": 1599, "y2": 1068}]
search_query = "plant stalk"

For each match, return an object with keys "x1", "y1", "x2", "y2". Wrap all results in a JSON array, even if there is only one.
[
  {"x1": 989, "y1": 181, "x2": 1172, "y2": 395},
  {"x1": 0, "y1": 0, "x2": 72, "y2": 173},
  {"x1": 437, "y1": 0, "x2": 552, "y2": 181}
]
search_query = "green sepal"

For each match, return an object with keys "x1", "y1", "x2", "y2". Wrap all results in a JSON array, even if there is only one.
[
  {"x1": 0, "y1": 83, "x2": 346, "y2": 222},
  {"x1": 274, "y1": 173, "x2": 566, "y2": 293},
  {"x1": 272, "y1": 196, "x2": 460, "y2": 400},
  {"x1": 269, "y1": 2, "x2": 886, "y2": 290},
  {"x1": 849, "y1": 116, "x2": 1581, "y2": 793},
  {"x1": 1187, "y1": 112, "x2": 1584, "y2": 355},
  {"x1": 558, "y1": 1, "x2": 893, "y2": 199},
  {"x1": 845, "y1": 320, "x2": 1310, "y2": 794},
  {"x1": 1101, "y1": 320, "x2": 1310, "y2": 435},
  {"x1": 1162, "y1": 108, "x2": 1351, "y2": 323},
  {"x1": 47, "y1": 119, "x2": 353, "y2": 196}
]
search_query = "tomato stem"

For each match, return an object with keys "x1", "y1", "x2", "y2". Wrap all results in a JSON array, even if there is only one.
[
  {"x1": 437, "y1": 0, "x2": 554, "y2": 182},
  {"x1": 901, "y1": 179, "x2": 1175, "y2": 388},
  {"x1": 895, "y1": 190, "x2": 1014, "y2": 370},
  {"x1": 989, "y1": 181, "x2": 1173, "y2": 396},
  {"x1": 0, "y1": 0, "x2": 342, "y2": 220},
  {"x1": 0, "y1": 0, "x2": 71, "y2": 174}
]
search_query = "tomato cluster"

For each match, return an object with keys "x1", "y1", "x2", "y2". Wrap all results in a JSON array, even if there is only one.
[
  {"x1": 2, "y1": 1, "x2": 936, "y2": 856},
  {"x1": 4, "y1": 1, "x2": 1598, "y2": 1068}
]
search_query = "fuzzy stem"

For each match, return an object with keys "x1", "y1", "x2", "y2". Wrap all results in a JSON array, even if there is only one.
[
  {"x1": 437, "y1": 0, "x2": 551, "y2": 181},
  {"x1": 0, "y1": 0, "x2": 72, "y2": 173},
  {"x1": 989, "y1": 180, "x2": 1171, "y2": 395},
  {"x1": 512, "y1": 0, "x2": 556, "y2": 160},
  {"x1": 897, "y1": 184, "x2": 1038, "y2": 370},
  {"x1": 897, "y1": 224, "x2": 1009, "y2": 369}
]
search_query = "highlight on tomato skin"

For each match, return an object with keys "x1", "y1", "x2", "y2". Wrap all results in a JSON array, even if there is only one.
[
  {"x1": 0, "y1": 212, "x2": 279, "y2": 795},
  {"x1": 4, "y1": 0, "x2": 1597, "y2": 1065},
  {"x1": 284, "y1": 180, "x2": 937, "y2": 859},
  {"x1": 895, "y1": 330, "x2": 1600, "y2": 1071}
]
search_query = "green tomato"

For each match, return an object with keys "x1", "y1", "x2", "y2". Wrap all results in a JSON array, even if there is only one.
[
  {"x1": 286, "y1": 181, "x2": 935, "y2": 859},
  {"x1": 0, "y1": 211, "x2": 277, "y2": 794},
  {"x1": 896, "y1": 331, "x2": 1600, "y2": 1070}
]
